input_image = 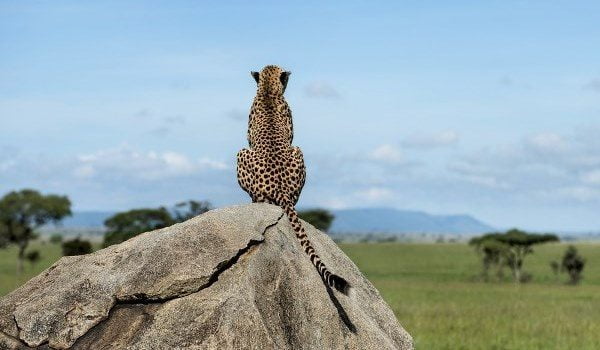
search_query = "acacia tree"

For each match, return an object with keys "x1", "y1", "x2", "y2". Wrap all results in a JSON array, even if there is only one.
[
  {"x1": 470, "y1": 229, "x2": 559, "y2": 283},
  {"x1": 499, "y1": 229, "x2": 559, "y2": 282},
  {"x1": 103, "y1": 207, "x2": 174, "y2": 247},
  {"x1": 103, "y1": 200, "x2": 212, "y2": 247},
  {"x1": 0, "y1": 189, "x2": 71, "y2": 275},
  {"x1": 469, "y1": 237, "x2": 507, "y2": 281}
]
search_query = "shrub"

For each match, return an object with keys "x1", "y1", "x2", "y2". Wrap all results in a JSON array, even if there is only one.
[{"x1": 62, "y1": 238, "x2": 93, "y2": 256}]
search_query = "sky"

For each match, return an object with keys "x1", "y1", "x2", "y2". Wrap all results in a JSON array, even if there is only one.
[{"x1": 1, "y1": 1, "x2": 599, "y2": 231}]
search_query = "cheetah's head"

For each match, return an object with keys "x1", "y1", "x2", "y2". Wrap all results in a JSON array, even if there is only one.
[{"x1": 251, "y1": 65, "x2": 291, "y2": 94}]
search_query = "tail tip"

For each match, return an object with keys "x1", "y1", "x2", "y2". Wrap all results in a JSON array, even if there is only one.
[
  {"x1": 345, "y1": 285, "x2": 356, "y2": 298},
  {"x1": 333, "y1": 275, "x2": 354, "y2": 297}
]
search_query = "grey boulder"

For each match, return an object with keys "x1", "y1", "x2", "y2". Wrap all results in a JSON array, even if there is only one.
[{"x1": 0, "y1": 204, "x2": 413, "y2": 349}]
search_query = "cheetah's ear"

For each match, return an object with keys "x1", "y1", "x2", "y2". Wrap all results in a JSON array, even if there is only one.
[
  {"x1": 251, "y1": 71, "x2": 260, "y2": 84},
  {"x1": 280, "y1": 71, "x2": 291, "y2": 91}
]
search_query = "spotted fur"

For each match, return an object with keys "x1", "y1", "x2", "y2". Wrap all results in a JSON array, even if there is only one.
[{"x1": 236, "y1": 65, "x2": 351, "y2": 295}]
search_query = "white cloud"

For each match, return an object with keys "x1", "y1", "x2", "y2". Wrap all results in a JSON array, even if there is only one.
[
  {"x1": 73, "y1": 164, "x2": 95, "y2": 179},
  {"x1": 0, "y1": 146, "x2": 19, "y2": 172},
  {"x1": 554, "y1": 186, "x2": 600, "y2": 202},
  {"x1": 581, "y1": 169, "x2": 600, "y2": 185},
  {"x1": 306, "y1": 186, "x2": 394, "y2": 210},
  {"x1": 2, "y1": 125, "x2": 600, "y2": 230},
  {"x1": 356, "y1": 187, "x2": 393, "y2": 202},
  {"x1": 317, "y1": 197, "x2": 351, "y2": 210},
  {"x1": 0, "y1": 159, "x2": 16, "y2": 172},
  {"x1": 73, "y1": 146, "x2": 226, "y2": 181},
  {"x1": 162, "y1": 151, "x2": 196, "y2": 172},
  {"x1": 198, "y1": 157, "x2": 228, "y2": 170},
  {"x1": 0, "y1": 145, "x2": 235, "y2": 211},
  {"x1": 466, "y1": 175, "x2": 510, "y2": 189},
  {"x1": 527, "y1": 132, "x2": 569, "y2": 153},
  {"x1": 448, "y1": 127, "x2": 600, "y2": 203},
  {"x1": 401, "y1": 130, "x2": 459, "y2": 149},
  {"x1": 447, "y1": 160, "x2": 511, "y2": 189},
  {"x1": 304, "y1": 82, "x2": 340, "y2": 99},
  {"x1": 370, "y1": 144, "x2": 403, "y2": 164}
]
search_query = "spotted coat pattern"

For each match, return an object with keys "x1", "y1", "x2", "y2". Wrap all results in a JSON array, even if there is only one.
[{"x1": 236, "y1": 65, "x2": 351, "y2": 295}]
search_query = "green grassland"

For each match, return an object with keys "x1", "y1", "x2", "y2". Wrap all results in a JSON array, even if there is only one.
[
  {"x1": 1, "y1": 242, "x2": 599, "y2": 349},
  {"x1": 0, "y1": 242, "x2": 64, "y2": 296},
  {"x1": 341, "y1": 243, "x2": 600, "y2": 350}
]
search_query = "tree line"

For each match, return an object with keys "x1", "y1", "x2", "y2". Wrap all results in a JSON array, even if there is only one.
[
  {"x1": 102, "y1": 204, "x2": 333, "y2": 247},
  {"x1": 0, "y1": 189, "x2": 336, "y2": 276},
  {"x1": 1, "y1": 188, "x2": 585, "y2": 285}
]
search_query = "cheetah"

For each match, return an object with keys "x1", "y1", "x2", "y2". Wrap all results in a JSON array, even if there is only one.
[{"x1": 236, "y1": 65, "x2": 352, "y2": 295}]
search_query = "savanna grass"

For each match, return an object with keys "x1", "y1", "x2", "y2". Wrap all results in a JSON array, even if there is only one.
[
  {"x1": 340, "y1": 243, "x2": 600, "y2": 350},
  {"x1": 0, "y1": 241, "x2": 598, "y2": 349}
]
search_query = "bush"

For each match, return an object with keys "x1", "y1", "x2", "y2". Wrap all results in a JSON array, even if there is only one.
[
  {"x1": 25, "y1": 250, "x2": 41, "y2": 266},
  {"x1": 103, "y1": 207, "x2": 173, "y2": 247},
  {"x1": 298, "y1": 209, "x2": 335, "y2": 232},
  {"x1": 62, "y1": 238, "x2": 93, "y2": 256},
  {"x1": 519, "y1": 272, "x2": 533, "y2": 283},
  {"x1": 561, "y1": 246, "x2": 585, "y2": 285}
]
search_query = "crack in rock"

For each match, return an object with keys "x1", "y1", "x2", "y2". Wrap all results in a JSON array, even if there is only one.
[
  {"x1": 1, "y1": 328, "x2": 35, "y2": 349},
  {"x1": 114, "y1": 210, "x2": 283, "y2": 306},
  {"x1": 52, "y1": 210, "x2": 286, "y2": 348},
  {"x1": 69, "y1": 239, "x2": 267, "y2": 349},
  {"x1": 115, "y1": 238, "x2": 265, "y2": 306}
]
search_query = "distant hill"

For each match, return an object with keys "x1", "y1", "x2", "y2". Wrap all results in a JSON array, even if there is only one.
[
  {"x1": 39, "y1": 211, "x2": 113, "y2": 239},
  {"x1": 57, "y1": 208, "x2": 494, "y2": 235},
  {"x1": 329, "y1": 208, "x2": 494, "y2": 235},
  {"x1": 48, "y1": 208, "x2": 598, "y2": 241}
]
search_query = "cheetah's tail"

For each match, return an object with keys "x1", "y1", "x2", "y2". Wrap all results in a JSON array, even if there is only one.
[{"x1": 283, "y1": 204, "x2": 353, "y2": 296}]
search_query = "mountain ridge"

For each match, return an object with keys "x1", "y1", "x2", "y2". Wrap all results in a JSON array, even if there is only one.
[
  {"x1": 57, "y1": 208, "x2": 494, "y2": 235},
  {"x1": 330, "y1": 208, "x2": 494, "y2": 235}
]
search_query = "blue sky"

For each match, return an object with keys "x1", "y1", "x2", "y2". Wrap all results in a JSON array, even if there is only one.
[{"x1": 1, "y1": 1, "x2": 599, "y2": 231}]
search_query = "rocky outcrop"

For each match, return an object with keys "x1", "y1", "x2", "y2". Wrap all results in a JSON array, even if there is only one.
[{"x1": 0, "y1": 204, "x2": 413, "y2": 349}]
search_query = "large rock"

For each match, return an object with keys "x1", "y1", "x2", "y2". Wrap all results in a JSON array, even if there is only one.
[{"x1": 0, "y1": 204, "x2": 413, "y2": 349}]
